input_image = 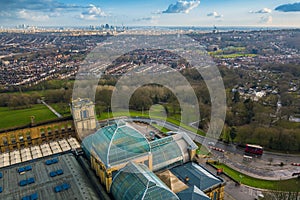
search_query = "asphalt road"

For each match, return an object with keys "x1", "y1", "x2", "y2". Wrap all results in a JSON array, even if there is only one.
[{"x1": 131, "y1": 117, "x2": 300, "y2": 163}]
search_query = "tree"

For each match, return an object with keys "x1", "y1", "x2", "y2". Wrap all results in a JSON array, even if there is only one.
[
  {"x1": 229, "y1": 127, "x2": 237, "y2": 142},
  {"x1": 8, "y1": 96, "x2": 19, "y2": 109},
  {"x1": 221, "y1": 125, "x2": 230, "y2": 143},
  {"x1": 130, "y1": 89, "x2": 153, "y2": 111},
  {"x1": 233, "y1": 91, "x2": 240, "y2": 103}
]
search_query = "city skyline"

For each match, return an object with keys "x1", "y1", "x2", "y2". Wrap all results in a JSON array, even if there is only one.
[{"x1": 0, "y1": 0, "x2": 300, "y2": 27}]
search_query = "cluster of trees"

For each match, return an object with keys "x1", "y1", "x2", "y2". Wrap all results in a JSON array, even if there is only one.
[
  {"x1": 0, "y1": 88, "x2": 72, "y2": 110},
  {"x1": 233, "y1": 125, "x2": 300, "y2": 151},
  {"x1": 0, "y1": 80, "x2": 74, "y2": 93},
  {"x1": 1, "y1": 60, "x2": 299, "y2": 152},
  {"x1": 222, "y1": 87, "x2": 300, "y2": 151},
  {"x1": 94, "y1": 85, "x2": 180, "y2": 115},
  {"x1": 0, "y1": 93, "x2": 41, "y2": 109},
  {"x1": 263, "y1": 190, "x2": 299, "y2": 199},
  {"x1": 44, "y1": 89, "x2": 72, "y2": 104}
]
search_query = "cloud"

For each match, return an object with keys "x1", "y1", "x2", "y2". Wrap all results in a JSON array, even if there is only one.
[
  {"x1": 207, "y1": 11, "x2": 223, "y2": 18},
  {"x1": 18, "y1": 10, "x2": 49, "y2": 21},
  {"x1": 162, "y1": 0, "x2": 200, "y2": 14},
  {"x1": 80, "y1": 4, "x2": 106, "y2": 20},
  {"x1": 0, "y1": 0, "x2": 84, "y2": 12},
  {"x1": 0, "y1": 0, "x2": 89, "y2": 22},
  {"x1": 275, "y1": 2, "x2": 300, "y2": 12},
  {"x1": 133, "y1": 16, "x2": 160, "y2": 24},
  {"x1": 134, "y1": 17, "x2": 153, "y2": 22},
  {"x1": 250, "y1": 8, "x2": 272, "y2": 14},
  {"x1": 260, "y1": 15, "x2": 272, "y2": 24}
]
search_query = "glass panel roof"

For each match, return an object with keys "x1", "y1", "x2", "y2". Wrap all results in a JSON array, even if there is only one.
[
  {"x1": 111, "y1": 162, "x2": 179, "y2": 200},
  {"x1": 82, "y1": 122, "x2": 151, "y2": 167},
  {"x1": 151, "y1": 140, "x2": 184, "y2": 171}
]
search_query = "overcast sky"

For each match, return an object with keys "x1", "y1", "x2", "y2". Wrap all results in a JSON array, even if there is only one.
[{"x1": 0, "y1": 0, "x2": 299, "y2": 27}]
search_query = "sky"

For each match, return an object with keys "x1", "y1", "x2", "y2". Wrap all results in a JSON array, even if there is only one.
[{"x1": 0, "y1": 0, "x2": 300, "y2": 27}]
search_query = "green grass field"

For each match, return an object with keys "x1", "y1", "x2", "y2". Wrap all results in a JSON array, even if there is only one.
[
  {"x1": 50, "y1": 103, "x2": 71, "y2": 117},
  {"x1": 0, "y1": 101, "x2": 204, "y2": 136},
  {"x1": 214, "y1": 53, "x2": 257, "y2": 59},
  {"x1": 0, "y1": 105, "x2": 57, "y2": 130},
  {"x1": 212, "y1": 163, "x2": 300, "y2": 191},
  {"x1": 98, "y1": 109, "x2": 205, "y2": 136},
  {"x1": 151, "y1": 123, "x2": 170, "y2": 133}
]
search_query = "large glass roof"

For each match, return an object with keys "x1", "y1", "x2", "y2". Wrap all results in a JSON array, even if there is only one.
[
  {"x1": 82, "y1": 121, "x2": 151, "y2": 167},
  {"x1": 111, "y1": 162, "x2": 179, "y2": 200},
  {"x1": 151, "y1": 140, "x2": 184, "y2": 171}
]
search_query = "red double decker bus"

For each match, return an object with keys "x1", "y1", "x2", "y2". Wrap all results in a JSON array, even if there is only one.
[{"x1": 245, "y1": 144, "x2": 263, "y2": 156}]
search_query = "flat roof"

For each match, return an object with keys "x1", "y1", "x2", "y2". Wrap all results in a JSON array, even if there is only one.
[
  {"x1": 170, "y1": 162, "x2": 224, "y2": 192},
  {"x1": 0, "y1": 153, "x2": 99, "y2": 200},
  {"x1": 0, "y1": 137, "x2": 80, "y2": 168}
]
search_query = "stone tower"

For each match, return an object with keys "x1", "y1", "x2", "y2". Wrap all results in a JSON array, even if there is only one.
[{"x1": 71, "y1": 98, "x2": 97, "y2": 140}]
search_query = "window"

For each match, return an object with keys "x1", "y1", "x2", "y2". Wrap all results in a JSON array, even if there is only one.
[
  {"x1": 81, "y1": 110, "x2": 89, "y2": 119},
  {"x1": 40, "y1": 129, "x2": 45, "y2": 138},
  {"x1": 10, "y1": 135, "x2": 16, "y2": 144},
  {"x1": 47, "y1": 127, "x2": 52, "y2": 135},
  {"x1": 54, "y1": 126, "x2": 59, "y2": 134},
  {"x1": 213, "y1": 191, "x2": 218, "y2": 200},
  {"x1": 26, "y1": 132, "x2": 31, "y2": 141},
  {"x1": 19, "y1": 133, "x2": 24, "y2": 142},
  {"x1": 2, "y1": 137, "x2": 8, "y2": 146}
]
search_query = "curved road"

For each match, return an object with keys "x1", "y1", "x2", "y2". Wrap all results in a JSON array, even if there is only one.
[
  {"x1": 101, "y1": 116, "x2": 300, "y2": 174},
  {"x1": 132, "y1": 118, "x2": 298, "y2": 156}
]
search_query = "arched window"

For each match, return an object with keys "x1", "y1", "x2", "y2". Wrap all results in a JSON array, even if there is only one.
[
  {"x1": 47, "y1": 127, "x2": 52, "y2": 135},
  {"x1": 54, "y1": 126, "x2": 59, "y2": 134},
  {"x1": 40, "y1": 128, "x2": 45, "y2": 138},
  {"x1": 10, "y1": 134, "x2": 16, "y2": 144},
  {"x1": 18, "y1": 133, "x2": 24, "y2": 142},
  {"x1": 26, "y1": 131, "x2": 31, "y2": 140},
  {"x1": 67, "y1": 124, "x2": 72, "y2": 131},
  {"x1": 2, "y1": 136, "x2": 8, "y2": 146}
]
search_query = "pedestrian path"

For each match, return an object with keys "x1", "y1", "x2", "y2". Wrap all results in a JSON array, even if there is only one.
[{"x1": 41, "y1": 100, "x2": 63, "y2": 118}]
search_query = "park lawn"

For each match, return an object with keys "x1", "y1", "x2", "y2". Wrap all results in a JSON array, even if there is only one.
[
  {"x1": 98, "y1": 110, "x2": 149, "y2": 120},
  {"x1": 214, "y1": 53, "x2": 257, "y2": 58},
  {"x1": 195, "y1": 142, "x2": 210, "y2": 155},
  {"x1": 0, "y1": 105, "x2": 57, "y2": 130},
  {"x1": 49, "y1": 103, "x2": 71, "y2": 117},
  {"x1": 212, "y1": 163, "x2": 300, "y2": 191},
  {"x1": 151, "y1": 123, "x2": 170, "y2": 133},
  {"x1": 97, "y1": 110, "x2": 205, "y2": 136},
  {"x1": 223, "y1": 46, "x2": 246, "y2": 52},
  {"x1": 166, "y1": 117, "x2": 205, "y2": 136}
]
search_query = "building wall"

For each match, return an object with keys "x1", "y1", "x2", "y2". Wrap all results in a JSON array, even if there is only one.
[
  {"x1": 71, "y1": 99, "x2": 97, "y2": 139},
  {"x1": 90, "y1": 152, "x2": 153, "y2": 193},
  {"x1": 0, "y1": 120, "x2": 75, "y2": 153},
  {"x1": 205, "y1": 185, "x2": 225, "y2": 200}
]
